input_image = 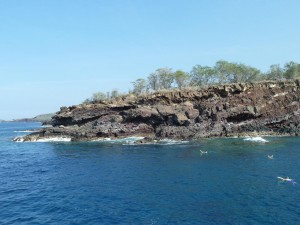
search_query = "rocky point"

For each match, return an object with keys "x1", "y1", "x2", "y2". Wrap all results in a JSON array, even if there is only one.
[{"x1": 15, "y1": 80, "x2": 300, "y2": 142}]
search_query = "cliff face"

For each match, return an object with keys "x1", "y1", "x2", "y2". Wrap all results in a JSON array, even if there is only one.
[{"x1": 18, "y1": 80, "x2": 300, "y2": 141}]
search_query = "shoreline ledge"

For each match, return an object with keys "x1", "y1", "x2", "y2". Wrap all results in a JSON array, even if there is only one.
[{"x1": 15, "y1": 80, "x2": 300, "y2": 142}]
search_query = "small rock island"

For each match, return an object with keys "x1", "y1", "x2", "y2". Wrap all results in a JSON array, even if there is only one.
[{"x1": 16, "y1": 80, "x2": 300, "y2": 142}]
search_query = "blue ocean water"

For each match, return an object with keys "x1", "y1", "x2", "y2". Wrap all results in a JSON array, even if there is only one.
[{"x1": 1, "y1": 122, "x2": 300, "y2": 225}]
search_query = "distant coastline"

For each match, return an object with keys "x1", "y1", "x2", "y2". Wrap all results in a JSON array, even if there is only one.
[{"x1": 2, "y1": 113, "x2": 55, "y2": 124}]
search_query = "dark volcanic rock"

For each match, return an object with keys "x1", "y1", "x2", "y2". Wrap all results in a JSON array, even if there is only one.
[{"x1": 18, "y1": 80, "x2": 300, "y2": 142}]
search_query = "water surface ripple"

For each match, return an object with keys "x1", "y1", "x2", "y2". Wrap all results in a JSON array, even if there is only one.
[{"x1": 1, "y1": 122, "x2": 300, "y2": 224}]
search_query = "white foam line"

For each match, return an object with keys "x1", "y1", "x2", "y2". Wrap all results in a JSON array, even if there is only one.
[
  {"x1": 243, "y1": 136, "x2": 269, "y2": 143},
  {"x1": 36, "y1": 137, "x2": 72, "y2": 142},
  {"x1": 93, "y1": 136, "x2": 145, "y2": 143},
  {"x1": 158, "y1": 139, "x2": 190, "y2": 145},
  {"x1": 13, "y1": 130, "x2": 36, "y2": 133}
]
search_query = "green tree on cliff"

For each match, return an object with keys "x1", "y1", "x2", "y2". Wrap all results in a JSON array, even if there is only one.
[
  {"x1": 232, "y1": 64, "x2": 261, "y2": 83},
  {"x1": 284, "y1": 61, "x2": 300, "y2": 79},
  {"x1": 110, "y1": 89, "x2": 119, "y2": 99},
  {"x1": 83, "y1": 91, "x2": 107, "y2": 103},
  {"x1": 214, "y1": 60, "x2": 234, "y2": 84},
  {"x1": 190, "y1": 65, "x2": 217, "y2": 86},
  {"x1": 147, "y1": 67, "x2": 174, "y2": 90},
  {"x1": 92, "y1": 92, "x2": 106, "y2": 101},
  {"x1": 213, "y1": 60, "x2": 259, "y2": 83},
  {"x1": 266, "y1": 64, "x2": 284, "y2": 80},
  {"x1": 147, "y1": 72, "x2": 160, "y2": 91},
  {"x1": 173, "y1": 70, "x2": 190, "y2": 89},
  {"x1": 156, "y1": 68, "x2": 174, "y2": 89},
  {"x1": 132, "y1": 78, "x2": 147, "y2": 94}
]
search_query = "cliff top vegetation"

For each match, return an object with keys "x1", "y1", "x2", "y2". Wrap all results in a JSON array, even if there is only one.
[{"x1": 83, "y1": 60, "x2": 300, "y2": 104}]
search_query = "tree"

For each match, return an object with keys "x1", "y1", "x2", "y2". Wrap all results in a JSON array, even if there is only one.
[
  {"x1": 147, "y1": 72, "x2": 160, "y2": 91},
  {"x1": 214, "y1": 60, "x2": 262, "y2": 83},
  {"x1": 232, "y1": 64, "x2": 261, "y2": 83},
  {"x1": 190, "y1": 65, "x2": 217, "y2": 86},
  {"x1": 82, "y1": 91, "x2": 107, "y2": 103},
  {"x1": 214, "y1": 60, "x2": 234, "y2": 84},
  {"x1": 132, "y1": 78, "x2": 146, "y2": 94},
  {"x1": 111, "y1": 89, "x2": 119, "y2": 99},
  {"x1": 266, "y1": 64, "x2": 284, "y2": 80},
  {"x1": 156, "y1": 68, "x2": 174, "y2": 89},
  {"x1": 91, "y1": 92, "x2": 106, "y2": 101},
  {"x1": 173, "y1": 70, "x2": 190, "y2": 89},
  {"x1": 284, "y1": 61, "x2": 300, "y2": 79},
  {"x1": 82, "y1": 98, "x2": 91, "y2": 104}
]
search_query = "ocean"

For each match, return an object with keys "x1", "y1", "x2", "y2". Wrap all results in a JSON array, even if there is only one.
[{"x1": 1, "y1": 122, "x2": 300, "y2": 224}]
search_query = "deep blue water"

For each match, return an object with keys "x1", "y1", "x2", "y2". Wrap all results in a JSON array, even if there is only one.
[{"x1": 1, "y1": 122, "x2": 300, "y2": 224}]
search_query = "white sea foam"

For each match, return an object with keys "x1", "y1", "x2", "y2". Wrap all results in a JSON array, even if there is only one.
[
  {"x1": 159, "y1": 139, "x2": 190, "y2": 145},
  {"x1": 14, "y1": 136, "x2": 71, "y2": 142},
  {"x1": 93, "y1": 136, "x2": 144, "y2": 144},
  {"x1": 122, "y1": 138, "x2": 189, "y2": 145},
  {"x1": 13, "y1": 130, "x2": 36, "y2": 133},
  {"x1": 42, "y1": 125, "x2": 53, "y2": 128},
  {"x1": 91, "y1": 138, "x2": 112, "y2": 142},
  {"x1": 13, "y1": 137, "x2": 24, "y2": 142},
  {"x1": 243, "y1": 137, "x2": 269, "y2": 143},
  {"x1": 36, "y1": 137, "x2": 72, "y2": 142},
  {"x1": 113, "y1": 136, "x2": 144, "y2": 144}
]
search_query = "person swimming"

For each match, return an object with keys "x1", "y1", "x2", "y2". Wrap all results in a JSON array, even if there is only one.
[
  {"x1": 268, "y1": 155, "x2": 274, "y2": 159},
  {"x1": 277, "y1": 176, "x2": 297, "y2": 185},
  {"x1": 199, "y1": 150, "x2": 208, "y2": 154},
  {"x1": 277, "y1": 176, "x2": 292, "y2": 181}
]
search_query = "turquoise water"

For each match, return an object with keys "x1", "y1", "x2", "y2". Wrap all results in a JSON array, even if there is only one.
[{"x1": 1, "y1": 122, "x2": 300, "y2": 224}]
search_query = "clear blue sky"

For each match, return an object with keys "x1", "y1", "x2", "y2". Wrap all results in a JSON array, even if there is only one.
[{"x1": 0, "y1": 0, "x2": 299, "y2": 120}]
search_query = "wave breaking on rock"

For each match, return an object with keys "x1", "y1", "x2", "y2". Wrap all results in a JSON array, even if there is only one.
[{"x1": 243, "y1": 137, "x2": 269, "y2": 143}]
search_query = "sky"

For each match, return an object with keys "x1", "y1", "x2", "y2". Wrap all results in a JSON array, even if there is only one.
[{"x1": 0, "y1": 0, "x2": 300, "y2": 120}]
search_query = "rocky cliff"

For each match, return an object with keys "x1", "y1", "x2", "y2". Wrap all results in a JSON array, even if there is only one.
[{"x1": 17, "y1": 80, "x2": 300, "y2": 142}]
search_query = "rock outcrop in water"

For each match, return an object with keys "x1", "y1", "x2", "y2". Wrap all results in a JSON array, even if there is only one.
[{"x1": 16, "y1": 80, "x2": 300, "y2": 142}]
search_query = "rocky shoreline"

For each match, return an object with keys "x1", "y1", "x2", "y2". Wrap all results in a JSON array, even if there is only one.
[{"x1": 15, "y1": 80, "x2": 300, "y2": 142}]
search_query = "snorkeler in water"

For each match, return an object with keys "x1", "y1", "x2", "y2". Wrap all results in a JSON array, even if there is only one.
[
  {"x1": 277, "y1": 176, "x2": 297, "y2": 185},
  {"x1": 199, "y1": 150, "x2": 208, "y2": 154},
  {"x1": 278, "y1": 176, "x2": 292, "y2": 181}
]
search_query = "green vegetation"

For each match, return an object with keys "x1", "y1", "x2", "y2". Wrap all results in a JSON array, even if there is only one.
[
  {"x1": 283, "y1": 61, "x2": 300, "y2": 79},
  {"x1": 83, "y1": 89, "x2": 130, "y2": 104},
  {"x1": 131, "y1": 60, "x2": 299, "y2": 93},
  {"x1": 132, "y1": 60, "x2": 300, "y2": 95},
  {"x1": 173, "y1": 70, "x2": 189, "y2": 89},
  {"x1": 83, "y1": 60, "x2": 300, "y2": 103},
  {"x1": 131, "y1": 78, "x2": 146, "y2": 94}
]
